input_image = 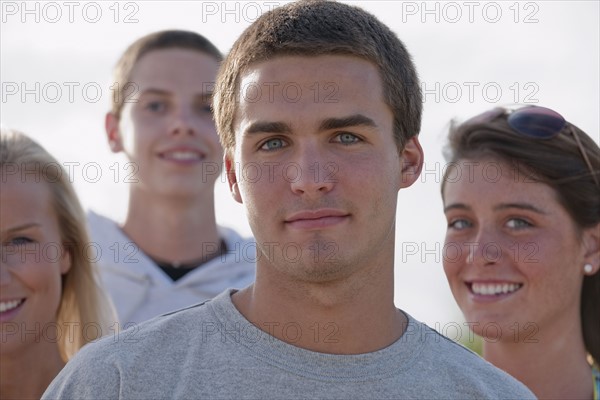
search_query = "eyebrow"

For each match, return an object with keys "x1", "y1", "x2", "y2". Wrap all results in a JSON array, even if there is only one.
[
  {"x1": 443, "y1": 204, "x2": 470, "y2": 213},
  {"x1": 140, "y1": 89, "x2": 213, "y2": 100},
  {"x1": 139, "y1": 88, "x2": 171, "y2": 97},
  {"x1": 319, "y1": 114, "x2": 378, "y2": 131},
  {"x1": 245, "y1": 121, "x2": 292, "y2": 135},
  {"x1": 494, "y1": 203, "x2": 547, "y2": 215},
  {"x1": 2, "y1": 222, "x2": 41, "y2": 234},
  {"x1": 244, "y1": 114, "x2": 378, "y2": 136},
  {"x1": 443, "y1": 203, "x2": 547, "y2": 215}
]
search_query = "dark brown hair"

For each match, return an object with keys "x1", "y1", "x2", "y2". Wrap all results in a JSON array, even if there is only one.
[{"x1": 442, "y1": 108, "x2": 600, "y2": 365}]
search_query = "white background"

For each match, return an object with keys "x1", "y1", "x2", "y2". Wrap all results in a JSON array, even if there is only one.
[{"x1": 2, "y1": 0, "x2": 599, "y2": 334}]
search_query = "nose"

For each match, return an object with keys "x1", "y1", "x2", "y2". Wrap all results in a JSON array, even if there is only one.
[
  {"x1": 169, "y1": 107, "x2": 197, "y2": 137},
  {"x1": 289, "y1": 143, "x2": 336, "y2": 197},
  {"x1": 466, "y1": 227, "x2": 504, "y2": 267},
  {"x1": 0, "y1": 256, "x2": 13, "y2": 285}
]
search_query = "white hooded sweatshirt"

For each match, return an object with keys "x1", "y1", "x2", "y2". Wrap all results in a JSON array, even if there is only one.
[{"x1": 87, "y1": 211, "x2": 256, "y2": 325}]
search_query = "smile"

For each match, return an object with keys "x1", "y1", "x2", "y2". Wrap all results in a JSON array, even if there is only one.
[
  {"x1": 0, "y1": 299, "x2": 25, "y2": 313},
  {"x1": 159, "y1": 149, "x2": 205, "y2": 162},
  {"x1": 469, "y1": 282, "x2": 523, "y2": 296}
]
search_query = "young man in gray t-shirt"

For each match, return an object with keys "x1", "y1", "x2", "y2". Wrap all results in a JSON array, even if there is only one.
[{"x1": 44, "y1": 1, "x2": 535, "y2": 398}]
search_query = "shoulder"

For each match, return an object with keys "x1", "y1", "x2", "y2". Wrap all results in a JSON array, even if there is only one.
[
  {"x1": 86, "y1": 210, "x2": 121, "y2": 240},
  {"x1": 404, "y1": 316, "x2": 535, "y2": 398},
  {"x1": 43, "y1": 298, "x2": 218, "y2": 398},
  {"x1": 218, "y1": 225, "x2": 253, "y2": 247},
  {"x1": 216, "y1": 225, "x2": 256, "y2": 271}
]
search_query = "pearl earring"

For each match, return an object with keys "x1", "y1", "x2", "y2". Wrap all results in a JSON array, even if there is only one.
[{"x1": 584, "y1": 264, "x2": 593, "y2": 274}]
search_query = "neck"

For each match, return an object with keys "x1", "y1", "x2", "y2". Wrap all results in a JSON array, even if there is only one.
[
  {"x1": 233, "y1": 244, "x2": 404, "y2": 354},
  {"x1": 1, "y1": 341, "x2": 65, "y2": 399},
  {"x1": 123, "y1": 187, "x2": 220, "y2": 264},
  {"x1": 483, "y1": 318, "x2": 593, "y2": 399}
]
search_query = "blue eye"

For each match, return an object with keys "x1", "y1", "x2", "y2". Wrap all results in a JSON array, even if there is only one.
[
  {"x1": 334, "y1": 132, "x2": 360, "y2": 145},
  {"x1": 195, "y1": 103, "x2": 212, "y2": 114},
  {"x1": 448, "y1": 219, "x2": 471, "y2": 230},
  {"x1": 146, "y1": 101, "x2": 166, "y2": 113},
  {"x1": 260, "y1": 138, "x2": 286, "y2": 151},
  {"x1": 506, "y1": 218, "x2": 532, "y2": 229},
  {"x1": 10, "y1": 237, "x2": 33, "y2": 246}
]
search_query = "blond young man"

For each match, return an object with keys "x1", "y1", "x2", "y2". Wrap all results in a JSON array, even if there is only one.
[{"x1": 88, "y1": 31, "x2": 254, "y2": 324}]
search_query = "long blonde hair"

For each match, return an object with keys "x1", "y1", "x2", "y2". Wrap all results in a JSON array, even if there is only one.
[{"x1": 0, "y1": 128, "x2": 116, "y2": 360}]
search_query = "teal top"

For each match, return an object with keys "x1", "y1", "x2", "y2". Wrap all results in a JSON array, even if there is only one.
[{"x1": 593, "y1": 364, "x2": 600, "y2": 400}]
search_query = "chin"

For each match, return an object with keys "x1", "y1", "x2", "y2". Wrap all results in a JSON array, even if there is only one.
[
  {"x1": 158, "y1": 185, "x2": 207, "y2": 198},
  {"x1": 294, "y1": 257, "x2": 357, "y2": 283},
  {"x1": 464, "y1": 313, "x2": 517, "y2": 340}
]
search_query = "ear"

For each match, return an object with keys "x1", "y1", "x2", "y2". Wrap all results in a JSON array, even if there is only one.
[
  {"x1": 225, "y1": 153, "x2": 243, "y2": 204},
  {"x1": 398, "y1": 136, "x2": 424, "y2": 189},
  {"x1": 105, "y1": 112, "x2": 124, "y2": 153},
  {"x1": 60, "y1": 246, "x2": 72, "y2": 275},
  {"x1": 582, "y1": 222, "x2": 600, "y2": 275}
]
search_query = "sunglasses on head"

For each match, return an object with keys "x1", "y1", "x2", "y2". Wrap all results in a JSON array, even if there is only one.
[{"x1": 463, "y1": 105, "x2": 599, "y2": 187}]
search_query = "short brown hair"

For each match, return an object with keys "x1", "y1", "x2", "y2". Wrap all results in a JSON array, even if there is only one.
[
  {"x1": 111, "y1": 30, "x2": 222, "y2": 119},
  {"x1": 213, "y1": 0, "x2": 422, "y2": 157}
]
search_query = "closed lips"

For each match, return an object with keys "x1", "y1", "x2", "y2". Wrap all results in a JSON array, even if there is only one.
[{"x1": 285, "y1": 209, "x2": 349, "y2": 222}]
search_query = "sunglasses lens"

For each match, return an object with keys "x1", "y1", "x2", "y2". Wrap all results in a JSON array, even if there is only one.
[{"x1": 508, "y1": 107, "x2": 566, "y2": 139}]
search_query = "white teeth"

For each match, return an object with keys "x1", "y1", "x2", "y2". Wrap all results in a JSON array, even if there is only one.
[
  {"x1": 471, "y1": 283, "x2": 522, "y2": 296},
  {"x1": 163, "y1": 151, "x2": 202, "y2": 160},
  {"x1": 0, "y1": 299, "x2": 24, "y2": 313}
]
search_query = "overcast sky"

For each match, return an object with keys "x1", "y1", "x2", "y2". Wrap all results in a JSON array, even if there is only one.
[{"x1": 2, "y1": 0, "x2": 599, "y2": 334}]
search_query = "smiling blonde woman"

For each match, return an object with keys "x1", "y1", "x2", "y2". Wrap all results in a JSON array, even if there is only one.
[{"x1": 0, "y1": 129, "x2": 115, "y2": 399}]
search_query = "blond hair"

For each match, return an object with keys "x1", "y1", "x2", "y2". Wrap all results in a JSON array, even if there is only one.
[
  {"x1": 0, "y1": 129, "x2": 116, "y2": 361},
  {"x1": 110, "y1": 30, "x2": 222, "y2": 120}
]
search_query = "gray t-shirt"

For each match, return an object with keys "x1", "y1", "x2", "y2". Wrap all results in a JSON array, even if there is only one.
[{"x1": 44, "y1": 290, "x2": 535, "y2": 399}]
